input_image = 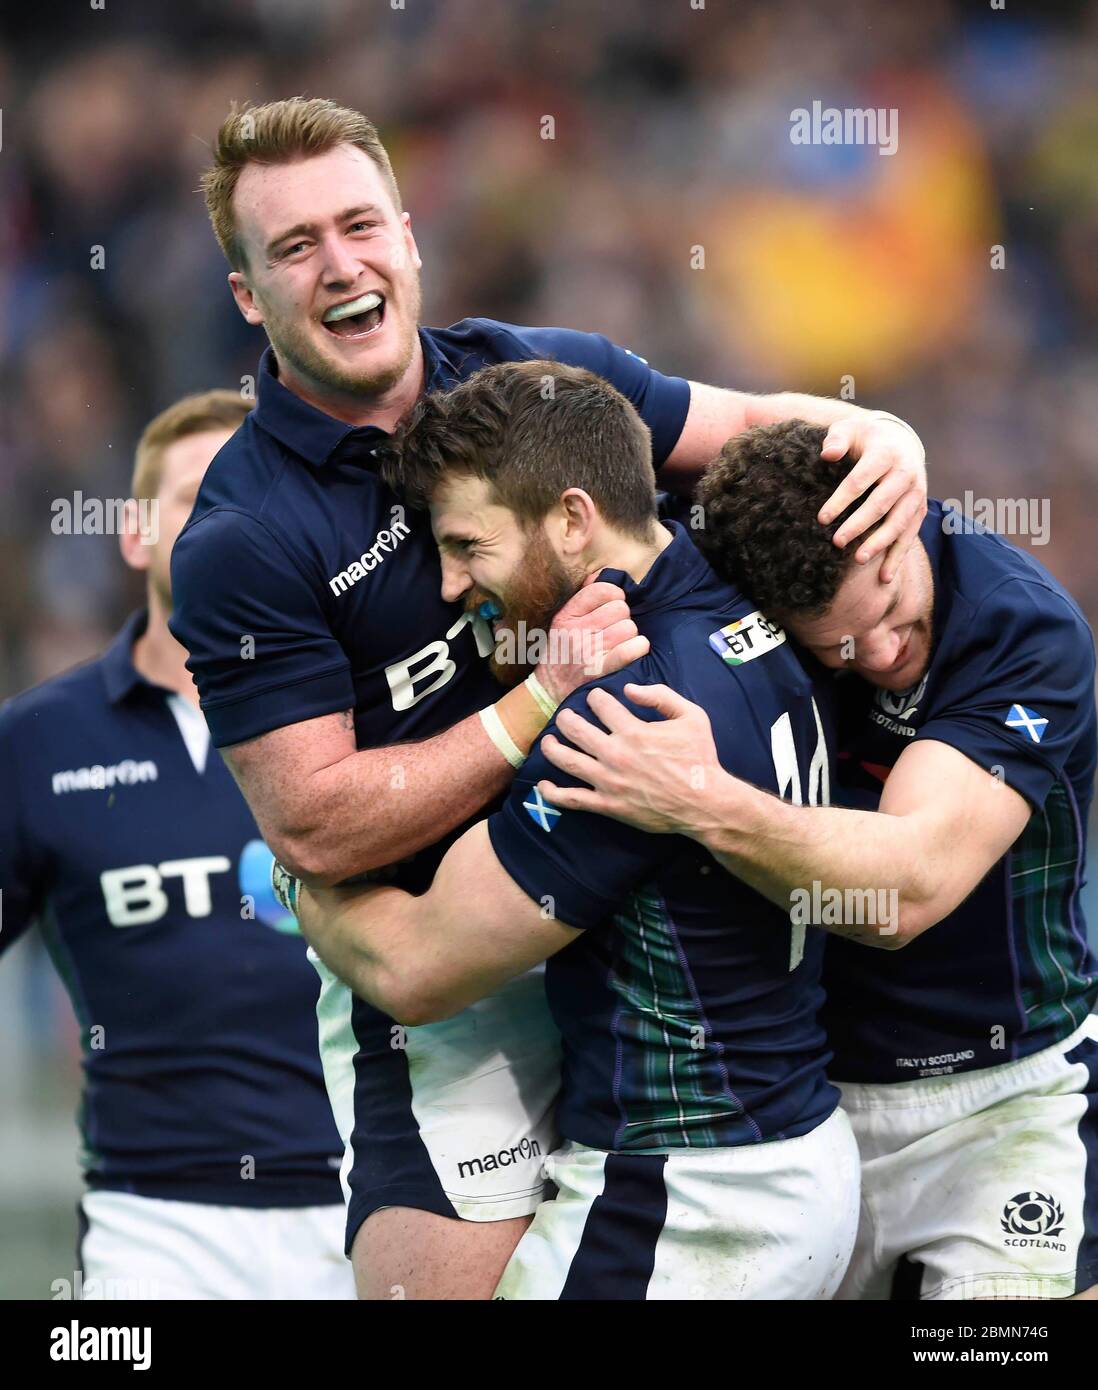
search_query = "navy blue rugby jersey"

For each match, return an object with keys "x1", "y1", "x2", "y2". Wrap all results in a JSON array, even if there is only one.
[
  {"x1": 488, "y1": 523, "x2": 839, "y2": 1151},
  {"x1": 0, "y1": 614, "x2": 343, "y2": 1206},
  {"x1": 170, "y1": 320, "x2": 690, "y2": 759},
  {"x1": 824, "y1": 500, "x2": 1098, "y2": 1082}
]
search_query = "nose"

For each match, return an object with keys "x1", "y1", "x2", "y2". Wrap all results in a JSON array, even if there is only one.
[
  {"x1": 319, "y1": 231, "x2": 363, "y2": 286},
  {"x1": 440, "y1": 553, "x2": 473, "y2": 604},
  {"x1": 858, "y1": 627, "x2": 903, "y2": 671}
]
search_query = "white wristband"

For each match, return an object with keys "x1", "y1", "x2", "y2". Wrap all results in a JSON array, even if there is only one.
[
  {"x1": 524, "y1": 672, "x2": 559, "y2": 722},
  {"x1": 479, "y1": 703, "x2": 526, "y2": 769}
]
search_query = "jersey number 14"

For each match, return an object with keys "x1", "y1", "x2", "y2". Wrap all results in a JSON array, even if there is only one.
[{"x1": 770, "y1": 699, "x2": 829, "y2": 971}]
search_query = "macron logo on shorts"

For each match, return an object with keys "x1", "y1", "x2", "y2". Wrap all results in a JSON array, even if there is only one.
[{"x1": 457, "y1": 1136, "x2": 542, "y2": 1180}]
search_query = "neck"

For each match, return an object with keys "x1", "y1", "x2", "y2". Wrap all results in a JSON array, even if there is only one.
[
  {"x1": 274, "y1": 338, "x2": 426, "y2": 432},
  {"x1": 584, "y1": 519, "x2": 672, "y2": 586},
  {"x1": 131, "y1": 588, "x2": 200, "y2": 706}
]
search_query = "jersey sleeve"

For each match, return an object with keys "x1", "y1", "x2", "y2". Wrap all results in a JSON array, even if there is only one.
[
  {"x1": 169, "y1": 508, "x2": 355, "y2": 748},
  {"x1": 916, "y1": 579, "x2": 1096, "y2": 809},
  {"x1": 0, "y1": 703, "x2": 47, "y2": 956},
  {"x1": 487, "y1": 679, "x2": 679, "y2": 931},
  {"x1": 503, "y1": 324, "x2": 691, "y2": 467}
]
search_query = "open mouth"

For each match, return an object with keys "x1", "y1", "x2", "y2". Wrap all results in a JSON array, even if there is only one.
[{"x1": 322, "y1": 290, "x2": 386, "y2": 340}]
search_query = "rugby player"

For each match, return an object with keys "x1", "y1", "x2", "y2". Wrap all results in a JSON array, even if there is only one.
[
  {"x1": 0, "y1": 392, "x2": 352, "y2": 1300},
  {"x1": 275, "y1": 362, "x2": 861, "y2": 1300},
  {"x1": 169, "y1": 96, "x2": 926, "y2": 1298},
  {"x1": 536, "y1": 421, "x2": 1098, "y2": 1302}
]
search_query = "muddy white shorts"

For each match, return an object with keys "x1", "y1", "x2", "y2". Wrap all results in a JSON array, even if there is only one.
[
  {"x1": 313, "y1": 954, "x2": 562, "y2": 1252},
  {"x1": 835, "y1": 1013, "x2": 1098, "y2": 1300},
  {"x1": 77, "y1": 1190, "x2": 354, "y2": 1300},
  {"x1": 493, "y1": 1105, "x2": 860, "y2": 1300}
]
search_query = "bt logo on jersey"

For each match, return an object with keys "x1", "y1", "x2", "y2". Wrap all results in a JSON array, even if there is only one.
[
  {"x1": 100, "y1": 857, "x2": 231, "y2": 926},
  {"x1": 384, "y1": 609, "x2": 493, "y2": 711},
  {"x1": 100, "y1": 840, "x2": 294, "y2": 931}
]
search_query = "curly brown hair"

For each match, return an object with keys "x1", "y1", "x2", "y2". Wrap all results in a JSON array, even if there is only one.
[{"x1": 696, "y1": 420, "x2": 873, "y2": 616}]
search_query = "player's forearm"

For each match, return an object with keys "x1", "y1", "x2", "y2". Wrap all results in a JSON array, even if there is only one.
[
  {"x1": 280, "y1": 683, "x2": 552, "y2": 886},
  {"x1": 296, "y1": 879, "x2": 420, "y2": 1016},
  {"x1": 295, "y1": 845, "x2": 507, "y2": 1025},
  {"x1": 660, "y1": 382, "x2": 920, "y2": 492},
  {"x1": 690, "y1": 772, "x2": 936, "y2": 948}
]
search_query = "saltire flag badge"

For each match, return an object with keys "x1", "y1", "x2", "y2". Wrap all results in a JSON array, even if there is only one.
[
  {"x1": 709, "y1": 611, "x2": 787, "y2": 667},
  {"x1": 524, "y1": 786, "x2": 562, "y2": 832},
  {"x1": 1005, "y1": 704, "x2": 1049, "y2": 743}
]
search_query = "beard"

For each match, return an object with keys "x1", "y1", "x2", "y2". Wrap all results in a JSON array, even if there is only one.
[
  {"x1": 468, "y1": 528, "x2": 581, "y2": 688},
  {"x1": 265, "y1": 275, "x2": 422, "y2": 400}
]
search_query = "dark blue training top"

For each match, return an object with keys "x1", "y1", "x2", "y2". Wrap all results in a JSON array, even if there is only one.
[
  {"x1": 489, "y1": 524, "x2": 839, "y2": 1151},
  {"x1": 824, "y1": 500, "x2": 1098, "y2": 1082},
  {"x1": 0, "y1": 613, "x2": 343, "y2": 1206},
  {"x1": 169, "y1": 320, "x2": 690, "y2": 768}
]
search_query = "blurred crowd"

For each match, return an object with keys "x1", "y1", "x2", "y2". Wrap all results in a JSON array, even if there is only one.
[
  {"x1": 2, "y1": 0, "x2": 1098, "y2": 696},
  {"x1": 2, "y1": 0, "x2": 1098, "y2": 1280}
]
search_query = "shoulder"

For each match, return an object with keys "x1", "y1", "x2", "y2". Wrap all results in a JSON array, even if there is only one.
[
  {"x1": 934, "y1": 505, "x2": 1093, "y2": 672},
  {"x1": 0, "y1": 658, "x2": 106, "y2": 741},
  {"x1": 429, "y1": 317, "x2": 633, "y2": 371},
  {"x1": 179, "y1": 415, "x2": 301, "y2": 542},
  {"x1": 936, "y1": 500, "x2": 1086, "y2": 625}
]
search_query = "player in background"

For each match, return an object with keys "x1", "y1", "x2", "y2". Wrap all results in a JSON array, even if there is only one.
[
  {"x1": 536, "y1": 421, "x2": 1098, "y2": 1302},
  {"x1": 0, "y1": 392, "x2": 352, "y2": 1300},
  {"x1": 274, "y1": 363, "x2": 860, "y2": 1300},
  {"x1": 169, "y1": 96, "x2": 926, "y2": 1298}
]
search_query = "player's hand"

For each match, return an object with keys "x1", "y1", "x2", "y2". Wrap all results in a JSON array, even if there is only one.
[
  {"x1": 818, "y1": 414, "x2": 928, "y2": 582},
  {"x1": 535, "y1": 581, "x2": 650, "y2": 704},
  {"x1": 537, "y1": 682, "x2": 722, "y2": 836}
]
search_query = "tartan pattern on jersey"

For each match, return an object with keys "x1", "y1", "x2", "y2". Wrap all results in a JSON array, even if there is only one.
[
  {"x1": 1012, "y1": 778, "x2": 1098, "y2": 1039},
  {"x1": 607, "y1": 887, "x2": 759, "y2": 1149}
]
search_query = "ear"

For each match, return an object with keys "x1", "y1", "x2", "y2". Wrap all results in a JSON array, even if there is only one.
[
  {"x1": 558, "y1": 489, "x2": 598, "y2": 555},
  {"x1": 400, "y1": 211, "x2": 423, "y2": 271},
  {"x1": 228, "y1": 270, "x2": 265, "y2": 326},
  {"x1": 118, "y1": 499, "x2": 153, "y2": 573}
]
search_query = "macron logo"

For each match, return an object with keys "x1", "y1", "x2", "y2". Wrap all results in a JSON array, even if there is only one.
[
  {"x1": 53, "y1": 761, "x2": 158, "y2": 795},
  {"x1": 329, "y1": 518, "x2": 411, "y2": 597}
]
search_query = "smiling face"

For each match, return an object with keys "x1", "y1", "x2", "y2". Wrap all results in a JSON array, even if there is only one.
[
  {"x1": 430, "y1": 473, "x2": 582, "y2": 685},
  {"x1": 228, "y1": 144, "x2": 422, "y2": 408},
  {"x1": 784, "y1": 541, "x2": 934, "y2": 691}
]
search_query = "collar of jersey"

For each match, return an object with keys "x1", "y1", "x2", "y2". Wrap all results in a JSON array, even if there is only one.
[
  {"x1": 101, "y1": 609, "x2": 172, "y2": 705},
  {"x1": 593, "y1": 521, "x2": 712, "y2": 617},
  {"x1": 252, "y1": 330, "x2": 451, "y2": 467}
]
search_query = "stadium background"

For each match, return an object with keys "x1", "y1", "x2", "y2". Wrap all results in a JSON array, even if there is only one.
[{"x1": 1, "y1": 0, "x2": 1096, "y2": 1298}]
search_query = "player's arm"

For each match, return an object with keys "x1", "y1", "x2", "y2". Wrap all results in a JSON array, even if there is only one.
[
  {"x1": 171, "y1": 509, "x2": 646, "y2": 887},
  {"x1": 535, "y1": 684, "x2": 1029, "y2": 949},
  {"x1": 662, "y1": 384, "x2": 927, "y2": 578},
  {"x1": 290, "y1": 821, "x2": 581, "y2": 1024},
  {"x1": 221, "y1": 580, "x2": 645, "y2": 887}
]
